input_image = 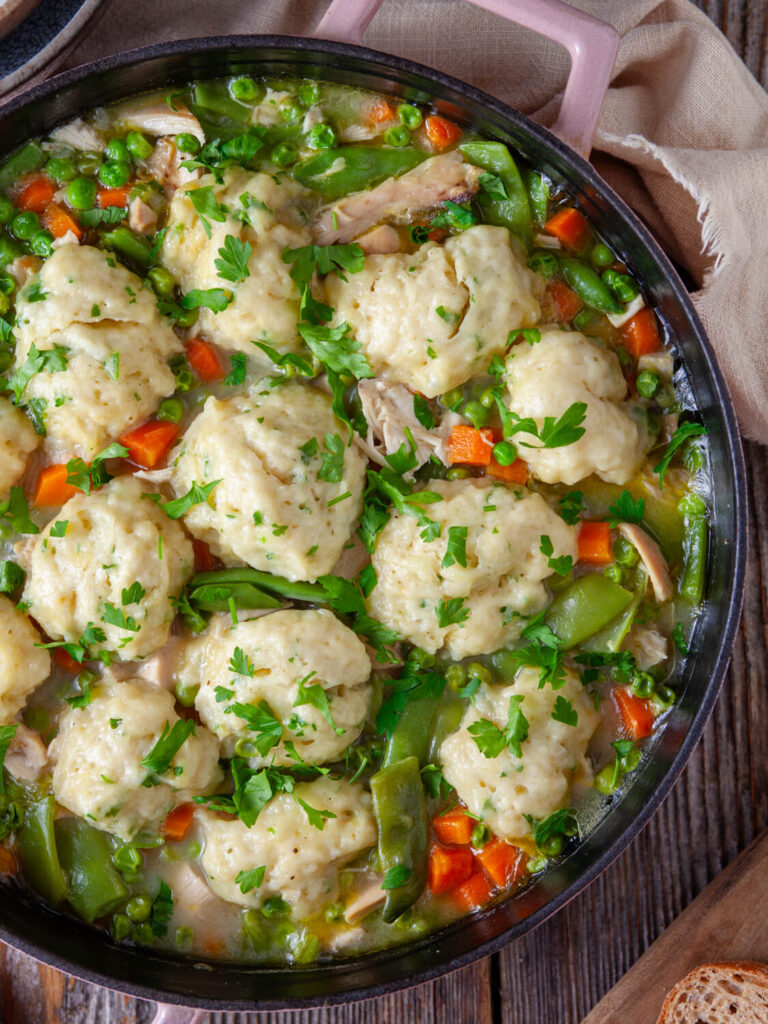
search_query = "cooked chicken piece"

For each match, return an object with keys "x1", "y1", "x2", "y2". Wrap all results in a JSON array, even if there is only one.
[
  {"x1": 5, "y1": 724, "x2": 48, "y2": 783},
  {"x1": 49, "y1": 118, "x2": 104, "y2": 151},
  {"x1": 312, "y1": 151, "x2": 481, "y2": 244},
  {"x1": 607, "y1": 293, "x2": 645, "y2": 329},
  {"x1": 6, "y1": 256, "x2": 41, "y2": 288},
  {"x1": 356, "y1": 378, "x2": 461, "y2": 474},
  {"x1": 344, "y1": 874, "x2": 386, "y2": 923},
  {"x1": 638, "y1": 350, "x2": 675, "y2": 379},
  {"x1": 129, "y1": 197, "x2": 158, "y2": 236},
  {"x1": 331, "y1": 533, "x2": 369, "y2": 579},
  {"x1": 625, "y1": 626, "x2": 668, "y2": 669},
  {"x1": 115, "y1": 101, "x2": 205, "y2": 144},
  {"x1": 328, "y1": 926, "x2": 368, "y2": 952},
  {"x1": 355, "y1": 224, "x2": 402, "y2": 254},
  {"x1": 50, "y1": 231, "x2": 80, "y2": 250},
  {"x1": 533, "y1": 233, "x2": 561, "y2": 249},
  {"x1": 618, "y1": 523, "x2": 673, "y2": 603},
  {"x1": 302, "y1": 106, "x2": 324, "y2": 133},
  {"x1": 136, "y1": 638, "x2": 183, "y2": 691},
  {"x1": 146, "y1": 137, "x2": 201, "y2": 193}
]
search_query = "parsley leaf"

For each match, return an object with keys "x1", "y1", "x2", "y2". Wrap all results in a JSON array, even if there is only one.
[
  {"x1": 352, "y1": 613, "x2": 401, "y2": 664},
  {"x1": 64, "y1": 677, "x2": 93, "y2": 709},
  {"x1": 78, "y1": 206, "x2": 125, "y2": 227},
  {"x1": 293, "y1": 675, "x2": 343, "y2": 734},
  {"x1": 551, "y1": 695, "x2": 578, "y2": 726},
  {"x1": 607, "y1": 490, "x2": 645, "y2": 527},
  {"x1": 442, "y1": 525, "x2": 468, "y2": 569},
  {"x1": 6, "y1": 343, "x2": 68, "y2": 403},
  {"x1": 431, "y1": 200, "x2": 477, "y2": 231},
  {"x1": 101, "y1": 601, "x2": 139, "y2": 633},
  {"x1": 283, "y1": 243, "x2": 365, "y2": 290},
  {"x1": 230, "y1": 647, "x2": 255, "y2": 676},
  {"x1": 298, "y1": 321, "x2": 373, "y2": 380},
  {"x1": 157, "y1": 479, "x2": 221, "y2": 519},
  {"x1": 376, "y1": 661, "x2": 445, "y2": 737},
  {"x1": 654, "y1": 421, "x2": 707, "y2": 488},
  {"x1": 435, "y1": 596, "x2": 470, "y2": 628},
  {"x1": 412, "y1": 394, "x2": 435, "y2": 430},
  {"x1": 520, "y1": 612, "x2": 560, "y2": 649},
  {"x1": 252, "y1": 340, "x2": 315, "y2": 378},
  {"x1": 535, "y1": 401, "x2": 588, "y2": 449},
  {"x1": 121, "y1": 582, "x2": 146, "y2": 605},
  {"x1": 0, "y1": 487, "x2": 38, "y2": 535},
  {"x1": 317, "y1": 574, "x2": 367, "y2": 616},
  {"x1": 478, "y1": 172, "x2": 509, "y2": 200},
  {"x1": 539, "y1": 534, "x2": 573, "y2": 576},
  {"x1": 558, "y1": 490, "x2": 584, "y2": 525},
  {"x1": 294, "y1": 795, "x2": 337, "y2": 830},
  {"x1": 149, "y1": 880, "x2": 174, "y2": 936},
  {"x1": 435, "y1": 305, "x2": 461, "y2": 327},
  {"x1": 180, "y1": 288, "x2": 232, "y2": 313},
  {"x1": 318, "y1": 432, "x2": 345, "y2": 483},
  {"x1": 141, "y1": 720, "x2": 195, "y2": 782},
  {"x1": 381, "y1": 865, "x2": 412, "y2": 890},
  {"x1": 224, "y1": 352, "x2": 247, "y2": 386},
  {"x1": 508, "y1": 328, "x2": 541, "y2": 346},
  {"x1": 510, "y1": 641, "x2": 566, "y2": 689},
  {"x1": 526, "y1": 808, "x2": 577, "y2": 851},
  {"x1": 224, "y1": 701, "x2": 282, "y2": 756},
  {"x1": 215, "y1": 235, "x2": 252, "y2": 283},
  {"x1": 421, "y1": 763, "x2": 454, "y2": 800},
  {"x1": 469, "y1": 695, "x2": 529, "y2": 759},
  {"x1": 0, "y1": 559, "x2": 25, "y2": 594},
  {"x1": 672, "y1": 623, "x2": 688, "y2": 655},
  {"x1": 65, "y1": 442, "x2": 129, "y2": 495},
  {"x1": 188, "y1": 186, "x2": 226, "y2": 237},
  {"x1": 0, "y1": 725, "x2": 17, "y2": 794},
  {"x1": 215, "y1": 685, "x2": 234, "y2": 703},
  {"x1": 236, "y1": 866, "x2": 266, "y2": 894}
]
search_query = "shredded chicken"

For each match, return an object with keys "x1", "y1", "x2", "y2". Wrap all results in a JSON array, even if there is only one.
[
  {"x1": 5, "y1": 724, "x2": 47, "y2": 783},
  {"x1": 344, "y1": 874, "x2": 386, "y2": 923},
  {"x1": 354, "y1": 224, "x2": 402, "y2": 255},
  {"x1": 302, "y1": 106, "x2": 324, "y2": 133},
  {"x1": 618, "y1": 523, "x2": 673, "y2": 603},
  {"x1": 135, "y1": 638, "x2": 183, "y2": 691},
  {"x1": 533, "y1": 233, "x2": 561, "y2": 249},
  {"x1": 607, "y1": 293, "x2": 645, "y2": 329},
  {"x1": 115, "y1": 101, "x2": 205, "y2": 144},
  {"x1": 625, "y1": 626, "x2": 668, "y2": 669},
  {"x1": 312, "y1": 150, "x2": 481, "y2": 245},
  {"x1": 133, "y1": 467, "x2": 174, "y2": 485},
  {"x1": 6, "y1": 255, "x2": 41, "y2": 288},
  {"x1": 146, "y1": 137, "x2": 201, "y2": 193},
  {"x1": 331, "y1": 534, "x2": 369, "y2": 579},
  {"x1": 49, "y1": 118, "x2": 104, "y2": 151},
  {"x1": 128, "y1": 197, "x2": 158, "y2": 236},
  {"x1": 356, "y1": 379, "x2": 460, "y2": 474},
  {"x1": 51, "y1": 230, "x2": 80, "y2": 250}
]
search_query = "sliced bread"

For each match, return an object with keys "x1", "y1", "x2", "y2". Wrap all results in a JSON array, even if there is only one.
[{"x1": 657, "y1": 962, "x2": 768, "y2": 1023}]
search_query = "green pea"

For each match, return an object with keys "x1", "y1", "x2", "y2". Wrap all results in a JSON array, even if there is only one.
[
  {"x1": 174, "y1": 679, "x2": 199, "y2": 708},
  {"x1": 590, "y1": 242, "x2": 614, "y2": 268},
  {"x1": 399, "y1": 103, "x2": 423, "y2": 129},
  {"x1": 280, "y1": 102, "x2": 302, "y2": 124},
  {"x1": 631, "y1": 671, "x2": 655, "y2": 699},
  {"x1": 125, "y1": 131, "x2": 153, "y2": 160},
  {"x1": 526, "y1": 854, "x2": 548, "y2": 873},
  {"x1": 613, "y1": 535, "x2": 639, "y2": 567},
  {"x1": 293, "y1": 931, "x2": 321, "y2": 964},
  {"x1": 298, "y1": 82, "x2": 320, "y2": 107},
  {"x1": 0, "y1": 195, "x2": 14, "y2": 224},
  {"x1": 652, "y1": 684, "x2": 675, "y2": 710},
  {"x1": 527, "y1": 250, "x2": 558, "y2": 278},
  {"x1": 539, "y1": 834, "x2": 564, "y2": 857},
  {"x1": 126, "y1": 894, "x2": 152, "y2": 923},
  {"x1": 384, "y1": 125, "x2": 411, "y2": 147},
  {"x1": 0, "y1": 271, "x2": 15, "y2": 295},
  {"x1": 105, "y1": 138, "x2": 131, "y2": 162},
  {"x1": 112, "y1": 844, "x2": 142, "y2": 875},
  {"x1": 45, "y1": 157, "x2": 77, "y2": 185},
  {"x1": 602, "y1": 268, "x2": 639, "y2": 303},
  {"x1": 324, "y1": 901, "x2": 345, "y2": 922},
  {"x1": 471, "y1": 822, "x2": 491, "y2": 849},
  {"x1": 307, "y1": 123, "x2": 337, "y2": 151},
  {"x1": 175, "y1": 925, "x2": 194, "y2": 949},
  {"x1": 229, "y1": 76, "x2": 260, "y2": 102},
  {"x1": 603, "y1": 563, "x2": 625, "y2": 584},
  {"x1": 271, "y1": 142, "x2": 298, "y2": 167},
  {"x1": 233, "y1": 737, "x2": 259, "y2": 758},
  {"x1": 445, "y1": 663, "x2": 467, "y2": 691},
  {"x1": 479, "y1": 387, "x2": 497, "y2": 409},
  {"x1": 66, "y1": 176, "x2": 97, "y2": 211},
  {"x1": 261, "y1": 895, "x2": 290, "y2": 919},
  {"x1": 98, "y1": 160, "x2": 131, "y2": 188},
  {"x1": 636, "y1": 369, "x2": 660, "y2": 399},
  {"x1": 594, "y1": 763, "x2": 618, "y2": 795},
  {"x1": 75, "y1": 151, "x2": 102, "y2": 176},
  {"x1": 572, "y1": 308, "x2": 596, "y2": 333},
  {"x1": 445, "y1": 466, "x2": 470, "y2": 480},
  {"x1": 439, "y1": 387, "x2": 464, "y2": 410},
  {"x1": 466, "y1": 661, "x2": 493, "y2": 687},
  {"x1": 133, "y1": 922, "x2": 155, "y2": 944},
  {"x1": 111, "y1": 913, "x2": 133, "y2": 940},
  {"x1": 157, "y1": 397, "x2": 185, "y2": 424},
  {"x1": 175, "y1": 132, "x2": 200, "y2": 155},
  {"x1": 174, "y1": 306, "x2": 199, "y2": 329},
  {"x1": 492, "y1": 441, "x2": 517, "y2": 466},
  {"x1": 274, "y1": 922, "x2": 296, "y2": 947},
  {"x1": 242, "y1": 909, "x2": 264, "y2": 948},
  {"x1": 29, "y1": 230, "x2": 53, "y2": 257},
  {"x1": 184, "y1": 841, "x2": 201, "y2": 859},
  {"x1": 147, "y1": 265, "x2": 175, "y2": 298},
  {"x1": 10, "y1": 210, "x2": 40, "y2": 241},
  {"x1": 407, "y1": 647, "x2": 437, "y2": 669},
  {"x1": 461, "y1": 399, "x2": 490, "y2": 428},
  {"x1": 0, "y1": 293, "x2": 10, "y2": 317}
]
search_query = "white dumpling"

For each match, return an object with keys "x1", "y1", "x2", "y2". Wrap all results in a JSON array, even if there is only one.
[
  {"x1": 199, "y1": 778, "x2": 376, "y2": 919},
  {"x1": 176, "y1": 609, "x2": 371, "y2": 765},
  {"x1": 504, "y1": 328, "x2": 650, "y2": 485},
  {"x1": 0, "y1": 397, "x2": 39, "y2": 496},
  {"x1": 23, "y1": 475, "x2": 193, "y2": 661},
  {"x1": 12, "y1": 245, "x2": 181, "y2": 459},
  {"x1": 326, "y1": 225, "x2": 541, "y2": 397},
  {"x1": 440, "y1": 667, "x2": 599, "y2": 843},
  {"x1": 169, "y1": 383, "x2": 366, "y2": 582},
  {"x1": 161, "y1": 168, "x2": 311, "y2": 358},
  {"x1": 49, "y1": 676, "x2": 222, "y2": 842},
  {"x1": 368, "y1": 478, "x2": 577, "y2": 658},
  {"x1": 0, "y1": 595, "x2": 50, "y2": 725}
]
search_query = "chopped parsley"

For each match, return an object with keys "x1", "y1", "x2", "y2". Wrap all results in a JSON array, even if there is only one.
[
  {"x1": 468, "y1": 694, "x2": 529, "y2": 759},
  {"x1": 224, "y1": 352, "x2": 247, "y2": 385},
  {"x1": 442, "y1": 525, "x2": 468, "y2": 569},
  {"x1": 551, "y1": 695, "x2": 578, "y2": 726},
  {"x1": 188, "y1": 186, "x2": 227, "y2": 237},
  {"x1": 6, "y1": 343, "x2": 68, "y2": 403},
  {"x1": 412, "y1": 393, "x2": 435, "y2": 430},
  {"x1": 236, "y1": 866, "x2": 266, "y2": 894},
  {"x1": 435, "y1": 596, "x2": 470, "y2": 628},
  {"x1": 654, "y1": 421, "x2": 707, "y2": 488},
  {"x1": 293, "y1": 675, "x2": 342, "y2": 735},
  {"x1": 540, "y1": 534, "x2": 573, "y2": 576},
  {"x1": 215, "y1": 235, "x2": 252, "y2": 283},
  {"x1": 318, "y1": 432, "x2": 345, "y2": 483},
  {"x1": 230, "y1": 647, "x2": 255, "y2": 677},
  {"x1": 224, "y1": 700, "x2": 282, "y2": 757},
  {"x1": 179, "y1": 288, "x2": 232, "y2": 313},
  {"x1": 607, "y1": 490, "x2": 645, "y2": 527},
  {"x1": 558, "y1": 490, "x2": 584, "y2": 525},
  {"x1": 154, "y1": 479, "x2": 221, "y2": 519},
  {"x1": 381, "y1": 865, "x2": 412, "y2": 890},
  {"x1": 141, "y1": 720, "x2": 195, "y2": 783}
]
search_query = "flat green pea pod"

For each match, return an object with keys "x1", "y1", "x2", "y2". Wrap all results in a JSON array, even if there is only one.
[
  {"x1": 581, "y1": 570, "x2": 648, "y2": 653},
  {"x1": 678, "y1": 493, "x2": 708, "y2": 605},
  {"x1": 0, "y1": 141, "x2": 45, "y2": 190},
  {"x1": 382, "y1": 696, "x2": 441, "y2": 769},
  {"x1": 559, "y1": 257, "x2": 623, "y2": 314},
  {"x1": 16, "y1": 795, "x2": 67, "y2": 905},
  {"x1": 370, "y1": 756, "x2": 428, "y2": 923},
  {"x1": 188, "y1": 567, "x2": 327, "y2": 604},
  {"x1": 101, "y1": 227, "x2": 153, "y2": 269},
  {"x1": 459, "y1": 141, "x2": 532, "y2": 245},
  {"x1": 186, "y1": 580, "x2": 282, "y2": 613},
  {"x1": 54, "y1": 818, "x2": 128, "y2": 922},
  {"x1": 427, "y1": 698, "x2": 465, "y2": 763},
  {"x1": 191, "y1": 82, "x2": 251, "y2": 123},
  {"x1": 293, "y1": 147, "x2": 425, "y2": 200},
  {"x1": 545, "y1": 574, "x2": 634, "y2": 649},
  {"x1": 523, "y1": 169, "x2": 549, "y2": 226}
]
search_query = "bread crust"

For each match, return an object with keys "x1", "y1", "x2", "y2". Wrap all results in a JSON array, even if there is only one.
[{"x1": 657, "y1": 962, "x2": 768, "y2": 1023}]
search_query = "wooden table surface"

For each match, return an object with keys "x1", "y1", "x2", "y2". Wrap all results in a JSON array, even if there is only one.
[{"x1": 1, "y1": 1, "x2": 766, "y2": 1021}]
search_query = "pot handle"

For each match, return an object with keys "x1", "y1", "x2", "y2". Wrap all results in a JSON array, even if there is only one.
[
  {"x1": 150, "y1": 1004, "x2": 206, "y2": 1024},
  {"x1": 313, "y1": 0, "x2": 619, "y2": 158}
]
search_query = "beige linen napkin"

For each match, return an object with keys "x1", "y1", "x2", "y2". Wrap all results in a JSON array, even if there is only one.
[{"x1": 64, "y1": 0, "x2": 768, "y2": 443}]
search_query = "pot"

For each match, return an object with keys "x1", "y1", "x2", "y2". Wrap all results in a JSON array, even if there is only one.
[{"x1": 0, "y1": 1, "x2": 747, "y2": 1019}]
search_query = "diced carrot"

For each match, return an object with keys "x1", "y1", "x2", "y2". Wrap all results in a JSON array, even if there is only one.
[
  {"x1": 193, "y1": 538, "x2": 216, "y2": 572},
  {"x1": 34, "y1": 464, "x2": 78, "y2": 507},
  {"x1": 428, "y1": 844, "x2": 475, "y2": 895},
  {"x1": 452, "y1": 870, "x2": 495, "y2": 911},
  {"x1": 475, "y1": 839, "x2": 527, "y2": 889},
  {"x1": 577, "y1": 521, "x2": 613, "y2": 565},
  {"x1": 162, "y1": 803, "x2": 196, "y2": 842},
  {"x1": 0, "y1": 846, "x2": 18, "y2": 875},
  {"x1": 98, "y1": 185, "x2": 132, "y2": 209},
  {"x1": 367, "y1": 97, "x2": 397, "y2": 124},
  {"x1": 43, "y1": 203, "x2": 83, "y2": 241},
  {"x1": 15, "y1": 175, "x2": 55, "y2": 214},
  {"x1": 428, "y1": 227, "x2": 447, "y2": 243},
  {"x1": 547, "y1": 278, "x2": 583, "y2": 322},
  {"x1": 186, "y1": 337, "x2": 224, "y2": 382},
  {"x1": 487, "y1": 456, "x2": 528, "y2": 485},
  {"x1": 544, "y1": 207, "x2": 589, "y2": 250},
  {"x1": 448, "y1": 425, "x2": 496, "y2": 467},
  {"x1": 119, "y1": 419, "x2": 180, "y2": 470},
  {"x1": 424, "y1": 115, "x2": 462, "y2": 150},
  {"x1": 53, "y1": 647, "x2": 81, "y2": 673},
  {"x1": 621, "y1": 307, "x2": 662, "y2": 359},
  {"x1": 433, "y1": 808, "x2": 474, "y2": 846},
  {"x1": 614, "y1": 686, "x2": 655, "y2": 740}
]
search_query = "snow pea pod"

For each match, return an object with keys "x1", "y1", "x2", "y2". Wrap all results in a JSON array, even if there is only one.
[
  {"x1": 189, "y1": 568, "x2": 327, "y2": 604},
  {"x1": 293, "y1": 147, "x2": 425, "y2": 200},
  {"x1": 16, "y1": 795, "x2": 67, "y2": 905},
  {"x1": 679, "y1": 494, "x2": 708, "y2": 605},
  {"x1": 191, "y1": 82, "x2": 251, "y2": 123},
  {"x1": 382, "y1": 696, "x2": 440, "y2": 769},
  {"x1": 545, "y1": 574, "x2": 634, "y2": 650},
  {"x1": 54, "y1": 817, "x2": 127, "y2": 922},
  {"x1": 186, "y1": 581, "x2": 282, "y2": 613},
  {"x1": 102, "y1": 227, "x2": 153, "y2": 269},
  {"x1": 581, "y1": 571, "x2": 648, "y2": 653},
  {"x1": 371, "y1": 756, "x2": 428, "y2": 923},
  {"x1": 427, "y1": 698, "x2": 465, "y2": 763},
  {"x1": 0, "y1": 141, "x2": 45, "y2": 190},
  {"x1": 559, "y1": 257, "x2": 624, "y2": 314},
  {"x1": 523, "y1": 168, "x2": 549, "y2": 226},
  {"x1": 460, "y1": 141, "x2": 532, "y2": 244}
]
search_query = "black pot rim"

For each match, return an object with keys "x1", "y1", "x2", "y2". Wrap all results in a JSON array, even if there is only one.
[{"x1": 0, "y1": 33, "x2": 748, "y2": 1012}]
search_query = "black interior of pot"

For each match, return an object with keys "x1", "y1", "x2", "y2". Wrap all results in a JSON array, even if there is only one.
[{"x1": 0, "y1": 37, "x2": 747, "y2": 1010}]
